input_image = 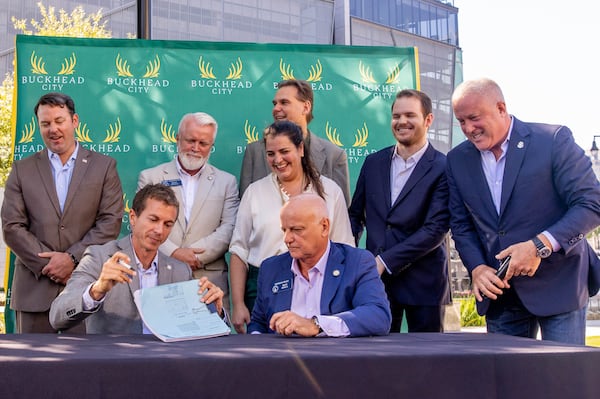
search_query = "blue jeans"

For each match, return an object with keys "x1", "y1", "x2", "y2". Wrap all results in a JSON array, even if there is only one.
[{"x1": 486, "y1": 288, "x2": 587, "y2": 345}]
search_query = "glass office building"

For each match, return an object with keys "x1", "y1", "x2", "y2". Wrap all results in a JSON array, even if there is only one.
[{"x1": 0, "y1": 0, "x2": 462, "y2": 152}]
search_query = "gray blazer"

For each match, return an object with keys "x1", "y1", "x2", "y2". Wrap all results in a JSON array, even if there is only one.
[
  {"x1": 239, "y1": 132, "x2": 350, "y2": 204},
  {"x1": 1, "y1": 146, "x2": 123, "y2": 312},
  {"x1": 49, "y1": 236, "x2": 192, "y2": 334},
  {"x1": 137, "y1": 160, "x2": 239, "y2": 272}
]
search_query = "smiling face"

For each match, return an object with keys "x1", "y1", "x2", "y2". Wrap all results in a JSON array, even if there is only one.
[
  {"x1": 37, "y1": 104, "x2": 78, "y2": 164},
  {"x1": 176, "y1": 118, "x2": 215, "y2": 173},
  {"x1": 129, "y1": 197, "x2": 178, "y2": 259},
  {"x1": 272, "y1": 85, "x2": 311, "y2": 132},
  {"x1": 265, "y1": 133, "x2": 304, "y2": 183},
  {"x1": 390, "y1": 96, "x2": 433, "y2": 148},
  {"x1": 452, "y1": 80, "x2": 511, "y2": 154}
]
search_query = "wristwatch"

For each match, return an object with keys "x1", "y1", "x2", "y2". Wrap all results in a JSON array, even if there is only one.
[
  {"x1": 532, "y1": 236, "x2": 551, "y2": 258},
  {"x1": 67, "y1": 252, "x2": 79, "y2": 267},
  {"x1": 311, "y1": 316, "x2": 323, "y2": 335}
]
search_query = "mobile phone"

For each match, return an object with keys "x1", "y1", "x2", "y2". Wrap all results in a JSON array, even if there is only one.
[{"x1": 495, "y1": 255, "x2": 511, "y2": 279}]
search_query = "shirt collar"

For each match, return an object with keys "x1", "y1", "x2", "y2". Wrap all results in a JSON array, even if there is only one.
[
  {"x1": 47, "y1": 141, "x2": 79, "y2": 164},
  {"x1": 290, "y1": 241, "x2": 331, "y2": 280},
  {"x1": 175, "y1": 156, "x2": 204, "y2": 177},
  {"x1": 392, "y1": 141, "x2": 429, "y2": 164}
]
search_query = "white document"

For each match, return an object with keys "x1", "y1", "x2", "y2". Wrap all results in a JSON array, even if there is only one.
[{"x1": 134, "y1": 279, "x2": 230, "y2": 342}]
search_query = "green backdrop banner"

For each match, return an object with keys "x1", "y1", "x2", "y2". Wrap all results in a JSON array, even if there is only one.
[{"x1": 5, "y1": 35, "x2": 419, "y2": 332}]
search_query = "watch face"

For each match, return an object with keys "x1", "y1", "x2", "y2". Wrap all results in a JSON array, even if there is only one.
[{"x1": 539, "y1": 247, "x2": 552, "y2": 258}]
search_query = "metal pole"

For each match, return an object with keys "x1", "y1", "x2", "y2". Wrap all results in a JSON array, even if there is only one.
[{"x1": 137, "y1": 0, "x2": 151, "y2": 39}]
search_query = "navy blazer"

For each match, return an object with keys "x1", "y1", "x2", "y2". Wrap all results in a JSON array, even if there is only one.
[
  {"x1": 447, "y1": 117, "x2": 600, "y2": 316},
  {"x1": 247, "y1": 242, "x2": 391, "y2": 337},
  {"x1": 348, "y1": 143, "x2": 450, "y2": 306}
]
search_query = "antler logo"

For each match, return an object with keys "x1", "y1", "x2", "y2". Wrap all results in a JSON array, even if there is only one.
[
  {"x1": 198, "y1": 56, "x2": 244, "y2": 80},
  {"x1": 244, "y1": 120, "x2": 259, "y2": 144},
  {"x1": 123, "y1": 193, "x2": 131, "y2": 213},
  {"x1": 115, "y1": 54, "x2": 161, "y2": 78},
  {"x1": 29, "y1": 51, "x2": 78, "y2": 75},
  {"x1": 103, "y1": 118, "x2": 122, "y2": 143},
  {"x1": 279, "y1": 58, "x2": 322, "y2": 82},
  {"x1": 58, "y1": 53, "x2": 77, "y2": 75},
  {"x1": 323, "y1": 122, "x2": 369, "y2": 148},
  {"x1": 352, "y1": 122, "x2": 369, "y2": 147},
  {"x1": 325, "y1": 122, "x2": 343, "y2": 147},
  {"x1": 75, "y1": 123, "x2": 93, "y2": 143},
  {"x1": 359, "y1": 61, "x2": 401, "y2": 84},
  {"x1": 18, "y1": 117, "x2": 36, "y2": 143},
  {"x1": 30, "y1": 51, "x2": 47, "y2": 75},
  {"x1": 161, "y1": 118, "x2": 177, "y2": 143}
]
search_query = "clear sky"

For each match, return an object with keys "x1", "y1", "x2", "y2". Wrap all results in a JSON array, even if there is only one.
[{"x1": 454, "y1": 0, "x2": 599, "y2": 152}]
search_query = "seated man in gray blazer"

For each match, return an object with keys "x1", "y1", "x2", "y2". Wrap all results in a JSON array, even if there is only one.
[
  {"x1": 239, "y1": 79, "x2": 350, "y2": 204},
  {"x1": 50, "y1": 184, "x2": 225, "y2": 334}
]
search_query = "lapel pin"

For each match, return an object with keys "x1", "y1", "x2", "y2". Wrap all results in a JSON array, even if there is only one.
[
  {"x1": 333, "y1": 269, "x2": 340, "y2": 277},
  {"x1": 517, "y1": 141, "x2": 524, "y2": 149},
  {"x1": 167, "y1": 264, "x2": 172, "y2": 270},
  {"x1": 272, "y1": 285, "x2": 279, "y2": 293},
  {"x1": 82, "y1": 159, "x2": 88, "y2": 163},
  {"x1": 208, "y1": 176, "x2": 214, "y2": 181}
]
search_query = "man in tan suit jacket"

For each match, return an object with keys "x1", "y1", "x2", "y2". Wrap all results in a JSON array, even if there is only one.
[
  {"x1": 137, "y1": 112, "x2": 239, "y2": 312},
  {"x1": 1, "y1": 92, "x2": 123, "y2": 333}
]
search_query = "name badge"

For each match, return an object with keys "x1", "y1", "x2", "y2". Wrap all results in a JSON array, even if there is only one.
[
  {"x1": 162, "y1": 179, "x2": 182, "y2": 187},
  {"x1": 272, "y1": 279, "x2": 292, "y2": 294}
]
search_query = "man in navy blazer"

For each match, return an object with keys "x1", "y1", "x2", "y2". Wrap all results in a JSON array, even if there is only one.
[
  {"x1": 447, "y1": 78, "x2": 600, "y2": 344},
  {"x1": 248, "y1": 193, "x2": 391, "y2": 337},
  {"x1": 348, "y1": 89, "x2": 450, "y2": 332}
]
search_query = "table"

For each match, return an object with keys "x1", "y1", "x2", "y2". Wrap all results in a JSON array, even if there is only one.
[{"x1": 1, "y1": 332, "x2": 599, "y2": 398}]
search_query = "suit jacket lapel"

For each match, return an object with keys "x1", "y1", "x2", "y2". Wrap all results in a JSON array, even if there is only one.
[
  {"x1": 272, "y1": 266, "x2": 295, "y2": 313},
  {"x1": 392, "y1": 145, "x2": 433, "y2": 210},
  {"x1": 381, "y1": 147, "x2": 393, "y2": 210},
  {"x1": 35, "y1": 151, "x2": 61, "y2": 216},
  {"x1": 463, "y1": 143, "x2": 499, "y2": 223},
  {"x1": 116, "y1": 237, "x2": 141, "y2": 294},
  {"x1": 163, "y1": 160, "x2": 186, "y2": 232},
  {"x1": 308, "y1": 132, "x2": 326, "y2": 172},
  {"x1": 499, "y1": 120, "x2": 529, "y2": 218},
  {"x1": 320, "y1": 243, "x2": 345, "y2": 313},
  {"x1": 188, "y1": 164, "x2": 215, "y2": 227},
  {"x1": 157, "y1": 251, "x2": 175, "y2": 285},
  {"x1": 63, "y1": 146, "x2": 89, "y2": 214}
]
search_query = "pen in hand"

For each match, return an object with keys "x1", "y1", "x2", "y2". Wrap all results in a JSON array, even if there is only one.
[{"x1": 117, "y1": 259, "x2": 135, "y2": 270}]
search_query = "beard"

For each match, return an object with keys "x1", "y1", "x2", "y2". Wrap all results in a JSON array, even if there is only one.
[{"x1": 178, "y1": 152, "x2": 208, "y2": 171}]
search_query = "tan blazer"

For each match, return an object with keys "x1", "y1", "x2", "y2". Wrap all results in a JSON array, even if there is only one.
[
  {"x1": 137, "y1": 160, "x2": 239, "y2": 273},
  {"x1": 1, "y1": 146, "x2": 124, "y2": 312}
]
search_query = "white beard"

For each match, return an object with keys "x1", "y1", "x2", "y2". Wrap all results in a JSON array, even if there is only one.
[{"x1": 179, "y1": 153, "x2": 207, "y2": 171}]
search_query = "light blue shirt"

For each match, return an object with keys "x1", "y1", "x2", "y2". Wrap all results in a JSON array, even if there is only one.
[
  {"x1": 478, "y1": 117, "x2": 559, "y2": 251},
  {"x1": 48, "y1": 143, "x2": 79, "y2": 212},
  {"x1": 290, "y1": 241, "x2": 350, "y2": 337}
]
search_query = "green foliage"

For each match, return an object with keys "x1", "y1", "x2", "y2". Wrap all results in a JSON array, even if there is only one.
[
  {"x1": 0, "y1": 74, "x2": 14, "y2": 186},
  {"x1": 458, "y1": 296, "x2": 486, "y2": 327}
]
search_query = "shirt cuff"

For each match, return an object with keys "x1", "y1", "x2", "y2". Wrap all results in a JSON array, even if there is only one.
[
  {"x1": 82, "y1": 282, "x2": 105, "y2": 311},
  {"x1": 315, "y1": 315, "x2": 350, "y2": 337},
  {"x1": 541, "y1": 230, "x2": 561, "y2": 252}
]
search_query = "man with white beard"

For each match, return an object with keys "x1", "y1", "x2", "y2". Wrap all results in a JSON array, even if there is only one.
[{"x1": 138, "y1": 112, "x2": 239, "y2": 312}]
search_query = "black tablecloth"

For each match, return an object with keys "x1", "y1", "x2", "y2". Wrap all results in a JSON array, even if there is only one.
[{"x1": 1, "y1": 332, "x2": 599, "y2": 398}]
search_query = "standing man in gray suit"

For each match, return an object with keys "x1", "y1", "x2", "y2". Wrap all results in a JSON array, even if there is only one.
[
  {"x1": 239, "y1": 79, "x2": 350, "y2": 204},
  {"x1": 50, "y1": 184, "x2": 225, "y2": 334},
  {"x1": 137, "y1": 112, "x2": 238, "y2": 312},
  {"x1": 1, "y1": 92, "x2": 123, "y2": 333}
]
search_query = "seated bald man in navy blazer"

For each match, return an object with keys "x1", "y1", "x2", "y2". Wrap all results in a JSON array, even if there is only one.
[{"x1": 247, "y1": 193, "x2": 391, "y2": 337}]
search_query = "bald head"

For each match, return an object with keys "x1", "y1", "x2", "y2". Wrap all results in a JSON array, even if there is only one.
[
  {"x1": 452, "y1": 78, "x2": 505, "y2": 107},
  {"x1": 280, "y1": 193, "x2": 330, "y2": 269}
]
